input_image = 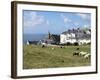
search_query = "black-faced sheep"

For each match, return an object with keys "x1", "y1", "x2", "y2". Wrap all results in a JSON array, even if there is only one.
[{"x1": 73, "y1": 51, "x2": 79, "y2": 56}]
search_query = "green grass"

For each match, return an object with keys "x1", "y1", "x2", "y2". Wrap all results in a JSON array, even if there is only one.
[{"x1": 23, "y1": 45, "x2": 91, "y2": 69}]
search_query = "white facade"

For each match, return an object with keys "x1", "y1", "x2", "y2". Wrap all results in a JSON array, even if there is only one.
[
  {"x1": 60, "y1": 33, "x2": 91, "y2": 45},
  {"x1": 60, "y1": 33, "x2": 76, "y2": 44}
]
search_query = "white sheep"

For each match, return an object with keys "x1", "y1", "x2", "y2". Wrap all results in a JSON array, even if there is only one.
[
  {"x1": 41, "y1": 43, "x2": 47, "y2": 48},
  {"x1": 51, "y1": 47, "x2": 54, "y2": 50},
  {"x1": 79, "y1": 51, "x2": 88, "y2": 56},
  {"x1": 84, "y1": 53, "x2": 91, "y2": 59}
]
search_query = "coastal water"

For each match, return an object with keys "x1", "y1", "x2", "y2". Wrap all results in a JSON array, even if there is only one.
[{"x1": 23, "y1": 34, "x2": 47, "y2": 44}]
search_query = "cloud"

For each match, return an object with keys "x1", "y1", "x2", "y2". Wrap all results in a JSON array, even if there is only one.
[
  {"x1": 77, "y1": 13, "x2": 90, "y2": 20},
  {"x1": 23, "y1": 11, "x2": 45, "y2": 27},
  {"x1": 74, "y1": 22, "x2": 79, "y2": 26},
  {"x1": 64, "y1": 18, "x2": 71, "y2": 23},
  {"x1": 60, "y1": 14, "x2": 71, "y2": 23}
]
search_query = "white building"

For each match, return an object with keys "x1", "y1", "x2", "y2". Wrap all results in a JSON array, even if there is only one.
[
  {"x1": 60, "y1": 33, "x2": 76, "y2": 44},
  {"x1": 60, "y1": 28, "x2": 91, "y2": 45}
]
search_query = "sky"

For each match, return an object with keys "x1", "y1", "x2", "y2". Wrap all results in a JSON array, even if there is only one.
[{"x1": 23, "y1": 10, "x2": 91, "y2": 34}]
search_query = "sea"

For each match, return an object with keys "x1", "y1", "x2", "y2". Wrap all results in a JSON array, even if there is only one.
[{"x1": 23, "y1": 34, "x2": 47, "y2": 44}]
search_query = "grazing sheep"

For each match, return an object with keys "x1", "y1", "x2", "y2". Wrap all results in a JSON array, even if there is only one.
[
  {"x1": 42, "y1": 42, "x2": 46, "y2": 45},
  {"x1": 42, "y1": 45, "x2": 45, "y2": 48},
  {"x1": 41, "y1": 43, "x2": 47, "y2": 48},
  {"x1": 52, "y1": 47, "x2": 54, "y2": 50},
  {"x1": 79, "y1": 51, "x2": 87, "y2": 56},
  {"x1": 73, "y1": 51, "x2": 79, "y2": 56},
  {"x1": 84, "y1": 53, "x2": 91, "y2": 59}
]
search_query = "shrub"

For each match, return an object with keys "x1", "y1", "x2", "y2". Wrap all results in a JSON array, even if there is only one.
[
  {"x1": 66, "y1": 42, "x2": 72, "y2": 46},
  {"x1": 74, "y1": 42, "x2": 79, "y2": 46},
  {"x1": 87, "y1": 42, "x2": 91, "y2": 45}
]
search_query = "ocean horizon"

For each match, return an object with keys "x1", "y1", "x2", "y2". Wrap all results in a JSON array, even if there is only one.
[{"x1": 23, "y1": 34, "x2": 47, "y2": 44}]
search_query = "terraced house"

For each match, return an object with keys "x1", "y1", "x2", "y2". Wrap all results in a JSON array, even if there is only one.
[{"x1": 60, "y1": 28, "x2": 91, "y2": 45}]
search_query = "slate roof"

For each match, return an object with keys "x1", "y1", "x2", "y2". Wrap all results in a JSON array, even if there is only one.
[{"x1": 50, "y1": 34, "x2": 60, "y2": 42}]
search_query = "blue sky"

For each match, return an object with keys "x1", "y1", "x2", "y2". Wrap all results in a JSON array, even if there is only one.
[{"x1": 23, "y1": 10, "x2": 91, "y2": 34}]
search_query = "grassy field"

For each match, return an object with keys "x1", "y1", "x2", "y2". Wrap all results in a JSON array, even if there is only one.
[{"x1": 23, "y1": 44, "x2": 91, "y2": 69}]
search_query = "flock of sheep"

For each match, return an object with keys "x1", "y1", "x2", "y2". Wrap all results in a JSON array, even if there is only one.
[
  {"x1": 41, "y1": 43, "x2": 91, "y2": 59},
  {"x1": 73, "y1": 51, "x2": 91, "y2": 59}
]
